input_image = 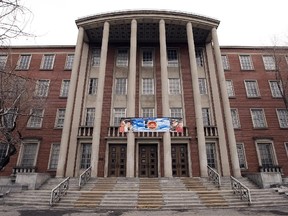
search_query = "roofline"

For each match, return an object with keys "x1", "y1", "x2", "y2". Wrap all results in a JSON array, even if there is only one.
[
  {"x1": 220, "y1": 45, "x2": 288, "y2": 49},
  {"x1": 0, "y1": 45, "x2": 75, "y2": 49}
]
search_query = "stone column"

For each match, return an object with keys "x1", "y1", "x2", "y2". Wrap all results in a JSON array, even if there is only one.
[
  {"x1": 186, "y1": 22, "x2": 208, "y2": 177},
  {"x1": 126, "y1": 19, "x2": 137, "y2": 177},
  {"x1": 91, "y1": 22, "x2": 110, "y2": 177},
  {"x1": 56, "y1": 27, "x2": 84, "y2": 177},
  {"x1": 211, "y1": 27, "x2": 241, "y2": 177},
  {"x1": 159, "y1": 19, "x2": 172, "y2": 177}
]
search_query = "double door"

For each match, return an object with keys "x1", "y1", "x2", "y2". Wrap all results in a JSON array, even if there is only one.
[
  {"x1": 108, "y1": 144, "x2": 126, "y2": 177},
  {"x1": 139, "y1": 144, "x2": 158, "y2": 178}
]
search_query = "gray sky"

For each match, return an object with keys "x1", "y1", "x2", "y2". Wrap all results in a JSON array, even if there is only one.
[{"x1": 11, "y1": 0, "x2": 288, "y2": 46}]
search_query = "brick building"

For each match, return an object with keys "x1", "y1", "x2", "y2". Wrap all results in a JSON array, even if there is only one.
[{"x1": 0, "y1": 10, "x2": 287, "y2": 186}]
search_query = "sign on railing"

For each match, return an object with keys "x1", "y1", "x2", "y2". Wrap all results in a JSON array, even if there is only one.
[
  {"x1": 230, "y1": 176, "x2": 252, "y2": 205},
  {"x1": 50, "y1": 177, "x2": 70, "y2": 206},
  {"x1": 207, "y1": 165, "x2": 221, "y2": 188},
  {"x1": 79, "y1": 166, "x2": 92, "y2": 188}
]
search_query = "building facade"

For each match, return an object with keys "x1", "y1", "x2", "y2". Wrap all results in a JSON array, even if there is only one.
[{"x1": 0, "y1": 10, "x2": 288, "y2": 184}]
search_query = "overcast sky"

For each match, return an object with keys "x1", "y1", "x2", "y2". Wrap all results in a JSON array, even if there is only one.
[{"x1": 11, "y1": 0, "x2": 288, "y2": 46}]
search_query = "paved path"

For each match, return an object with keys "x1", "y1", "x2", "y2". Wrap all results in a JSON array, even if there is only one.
[{"x1": 1, "y1": 206, "x2": 288, "y2": 216}]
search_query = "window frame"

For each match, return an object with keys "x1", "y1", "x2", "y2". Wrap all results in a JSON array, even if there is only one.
[
  {"x1": 16, "y1": 54, "x2": 31, "y2": 70},
  {"x1": 60, "y1": 80, "x2": 70, "y2": 97},
  {"x1": 55, "y1": 108, "x2": 66, "y2": 128},
  {"x1": 142, "y1": 78, "x2": 154, "y2": 95},
  {"x1": 88, "y1": 78, "x2": 98, "y2": 95},
  {"x1": 221, "y1": 55, "x2": 230, "y2": 70},
  {"x1": 48, "y1": 143, "x2": 60, "y2": 170},
  {"x1": 170, "y1": 108, "x2": 183, "y2": 118},
  {"x1": 18, "y1": 140, "x2": 39, "y2": 167},
  {"x1": 167, "y1": 48, "x2": 178, "y2": 67},
  {"x1": 255, "y1": 140, "x2": 278, "y2": 167},
  {"x1": 262, "y1": 55, "x2": 276, "y2": 71},
  {"x1": 244, "y1": 80, "x2": 260, "y2": 98},
  {"x1": 250, "y1": 108, "x2": 267, "y2": 128},
  {"x1": 115, "y1": 78, "x2": 127, "y2": 95},
  {"x1": 91, "y1": 48, "x2": 101, "y2": 67},
  {"x1": 35, "y1": 79, "x2": 50, "y2": 97},
  {"x1": 206, "y1": 142, "x2": 218, "y2": 169},
  {"x1": 198, "y1": 78, "x2": 207, "y2": 95},
  {"x1": 142, "y1": 108, "x2": 155, "y2": 118},
  {"x1": 64, "y1": 54, "x2": 74, "y2": 70},
  {"x1": 85, "y1": 108, "x2": 95, "y2": 127},
  {"x1": 116, "y1": 49, "x2": 129, "y2": 67},
  {"x1": 202, "y1": 108, "x2": 211, "y2": 126},
  {"x1": 40, "y1": 54, "x2": 55, "y2": 70},
  {"x1": 113, "y1": 108, "x2": 126, "y2": 126},
  {"x1": 168, "y1": 78, "x2": 181, "y2": 95},
  {"x1": 27, "y1": 109, "x2": 44, "y2": 128},
  {"x1": 269, "y1": 80, "x2": 282, "y2": 98},
  {"x1": 0, "y1": 54, "x2": 8, "y2": 70},
  {"x1": 226, "y1": 80, "x2": 235, "y2": 97},
  {"x1": 276, "y1": 108, "x2": 288, "y2": 128},
  {"x1": 236, "y1": 143, "x2": 247, "y2": 169},
  {"x1": 239, "y1": 55, "x2": 254, "y2": 70},
  {"x1": 142, "y1": 49, "x2": 153, "y2": 67},
  {"x1": 80, "y1": 143, "x2": 92, "y2": 169},
  {"x1": 231, "y1": 108, "x2": 241, "y2": 129}
]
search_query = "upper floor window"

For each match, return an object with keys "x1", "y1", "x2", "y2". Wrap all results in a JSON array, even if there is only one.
[
  {"x1": 244, "y1": 80, "x2": 260, "y2": 98},
  {"x1": 276, "y1": 109, "x2": 288, "y2": 128},
  {"x1": 49, "y1": 143, "x2": 60, "y2": 170},
  {"x1": 196, "y1": 49, "x2": 203, "y2": 67},
  {"x1": 65, "y1": 54, "x2": 74, "y2": 70},
  {"x1": 167, "y1": 49, "x2": 178, "y2": 67},
  {"x1": 142, "y1": 50, "x2": 153, "y2": 67},
  {"x1": 0, "y1": 55, "x2": 8, "y2": 70},
  {"x1": 55, "y1": 108, "x2": 66, "y2": 128},
  {"x1": 113, "y1": 108, "x2": 126, "y2": 126},
  {"x1": 251, "y1": 108, "x2": 267, "y2": 128},
  {"x1": 27, "y1": 109, "x2": 44, "y2": 128},
  {"x1": 198, "y1": 78, "x2": 207, "y2": 95},
  {"x1": 269, "y1": 80, "x2": 282, "y2": 98},
  {"x1": 231, "y1": 108, "x2": 241, "y2": 129},
  {"x1": 88, "y1": 78, "x2": 98, "y2": 95},
  {"x1": 85, "y1": 108, "x2": 95, "y2": 126},
  {"x1": 116, "y1": 49, "x2": 128, "y2": 67},
  {"x1": 142, "y1": 108, "x2": 154, "y2": 118},
  {"x1": 115, "y1": 78, "x2": 127, "y2": 95},
  {"x1": 239, "y1": 55, "x2": 254, "y2": 70},
  {"x1": 169, "y1": 78, "x2": 181, "y2": 94},
  {"x1": 16, "y1": 54, "x2": 31, "y2": 70},
  {"x1": 226, "y1": 80, "x2": 235, "y2": 97},
  {"x1": 60, "y1": 80, "x2": 70, "y2": 97},
  {"x1": 91, "y1": 48, "x2": 100, "y2": 66},
  {"x1": 263, "y1": 55, "x2": 276, "y2": 70},
  {"x1": 142, "y1": 78, "x2": 154, "y2": 95},
  {"x1": 170, "y1": 108, "x2": 183, "y2": 118},
  {"x1": 40, "y1": 54, "x2": 55, "y2": 70},
  {"x1": 221, "y1": 55, "x2": 230, "y2": 70},
  {"x1": 35, "y1": 80, "x2": 50, "y2": 97},
  {"x1": 202, "y1": 108, "x2": 211, "y2": 126}
]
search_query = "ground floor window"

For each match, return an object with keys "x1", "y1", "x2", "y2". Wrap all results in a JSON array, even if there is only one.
[
  {"x1": 256, "y1": 142, "x2": 276, "y2": 167},
  {"x1": 206, "y1": 142, "x2": 217, "y2": 169},
  {"x1": 80, "y1": 143, "x2": 92, "y2": 169},
  {"x1": 236, "y1": 143, "x2": 247, "y2": 169},
  {"x1": 20, "y1": 142, "x2": 38, "y2": 167},
  {"x1": 49, "y1": 143, "x2": 60, "y2": 170}
]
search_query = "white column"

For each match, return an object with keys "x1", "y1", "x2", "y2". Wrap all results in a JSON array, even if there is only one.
[
  {"x1": 211, "y1": 27, "x2": 241, "y2": 177},
  {"x1": 56, "y1": 27, "x2": 84, "y2": 177},
  {"x1": 126, "y1": 19, "x2": 137, "y2": 177},
  {"x1": 159, "y1": 19, "x2": 172, "y2": 177},
  {"x1": 186, "y1": 22, "x2": 208, "y2": 177},
  {"x1": 91, "y1": 22, "x2": 110, "y2": 177}
]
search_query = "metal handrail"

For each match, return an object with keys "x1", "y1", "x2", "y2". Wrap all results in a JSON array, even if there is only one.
[
  {"x1": 79, "y1": 166, "x2": 92, "y2": 188},
  {"x1": 207, "y1": 165, "x2": 221, "y2": 188},
  {"x1": 50, "y1": 177, "x2": 70, "y2": 206},
  {"x1": 230, "y1": 176, "x2": 252, "y2": 205}
]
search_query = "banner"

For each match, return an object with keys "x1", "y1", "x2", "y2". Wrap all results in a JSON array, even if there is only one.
[{"x1": 119, "y1": 117, "x2": 183, "y2": 133}]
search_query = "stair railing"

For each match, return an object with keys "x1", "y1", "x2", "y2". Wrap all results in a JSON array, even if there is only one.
[
  {"x1": 230, "y1": 176, "x2": 252, "y2": 205},
  {"x1": 79, "y1": 166, "x2": 92, "y2": 189},
  {"x1": 50, "y1": 177, "x2": 70, "y2": 206},
  {"x1": 207, "y1": 165, "x2": 221, "y2": 188}
]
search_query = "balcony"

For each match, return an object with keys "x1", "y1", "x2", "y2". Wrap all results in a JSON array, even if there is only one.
[{"x1": 204, "y1": 126, "x2": 218, "y2": 138}]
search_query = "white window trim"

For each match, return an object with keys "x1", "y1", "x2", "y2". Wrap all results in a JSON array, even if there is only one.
[
  {"x1": 244, "y1": 80, "x2": 260, "y2": 98},
  {"x1": 231, "y1": 108, "x2": 241, "y2": 129},
  {"x1": 64, "y1": 54, "x2": 74, "y2": 70},
  {"x1": 35, "y1": 79, "x2": 50, "y2": 97},
  {"x1": 269, "y1": 80, "x2": 283, "y2": 98},
  {"x1": 206, "y1": 141, "x2": 220, "y2": 170},
  {"x1": 54, "y1": 108, "x2": 66, "y2": 128},
  {"x1": 221, "y1": 54, "x2": 230, "y2": 70},
  {"x1": 60, "y1": 80, "x2": 70, "y2": 97},
  {"x1": 285, "y1": 142, "x2": 288, "y2": 158},
  {"x1": 115, "y1": 78, "x2": 127, "y2": 95},
  {"x1": 48, "y1": 143, "x2": 60, "y2": 170},
  {"x1": 27, "y1": 109, "x2": 44, "y2": 128},
  {"x1": 250, "y1": 108, "x2": 267, "y2": 128},
  {"x1": 142, "y1": 78, "x2": 154, "y2": 95},
  {"x1": 116, "y1": 48, "x2": 129, "y2": 67},
  {"x1": 113, "y1": 108, "x2": 126, "y2": 126},
  {"x1": 236, "y1": 143, "x2": 248, "y2": 169},
  {"x1": 255, "y1": 139, "x2": 278, "y2": 166},
  {"x1": 142, "y1": 49, "x2": 153, "y2": 67},
  {"x1": 198, "y1": 78, "x2": 207, "y2": 95},
  {"x1": 17, "y1": 140, "x2": 40, "y2": 167},
  {"x1": 142, "y1": 108, "x2": 155, "y2": 118},
  {"x1": 262, "y1": 55, "x2": 276, "y2": 71},
  {"x1": 276, "y1": 108, "x2": 288, "y2": 128},
  {"x1": 16, "y1": 54, "x2": 32, "y2": 70},
  {"x1": 239, "y1": 55, "x2": 254, "y2": 70},
  {"x1": 226, "y1": 80, "x2": 235, "y2": 97},
  {"x1": 40, "y1": 54, "x2": 55, "y2": 70}
]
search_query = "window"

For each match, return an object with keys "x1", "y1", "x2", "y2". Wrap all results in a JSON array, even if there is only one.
[
  {"x1": 16, "y1": 54, "x2": 31, "y2": 70},
  {"x1": 0, "y1": 143, "x2": 7, "y2": 162},
  {"x1": 169, "y1": 78, "x2": 181, "y2": 94},
  {"x1": 276, "y1": 109, "x2": 288, "y2": 128},
  {"x1": 244, "y1": 80, "x2": 260, "y2": 97},
  {"x1": 206, "y1": 142, "x2": 217, "y2": 169},
  {"x1": 269, "y1": 81, "x2": 282, "y2": 98},
  {"x1": 196, "y1": 49, "x2": 203, "y2": 67},
  {"x1": 263, "y1": 55, "x2": 276, "y2": 70},
  {"x1": 20, "y1": 142, "x2": 38, "y2": 167},
  {"x1": 221, "y1": 55, "x2": 230, "y2": 70},
  {"x1": 226, "y1": 80, "x2": 235, "y2": 97},
  {"x1": 231, "y1": 108, "x2": 241, "y2": 129},
  {"x1": 65, "y1": 54, "x2": 74, "y2": 70},
  {"x1": 116, "y1": 49, "x2": 128, "y2": 67},
  {"x1": 88, "y1": 78, "x2": 98, "y2": 95},
  {"x1": 142, "y1": 78, "x2": 154, "y2": 95},
  {"x1": 55, "y1": 109, "x2": 66, "y2": 128},
  {"x1": 142, "y1": 108, "x2": 154, "y2": 117},
  {"x1": 198, "y1": 78, "x2": 207, "y2": 95},
  {"x1": 285, "y1": 142, "x2": 288, "y2": 158},
  {"x1": 170, "y1": 108, "x2": 182, "y2": 118},
  {"x1": 35, "y1": 80, "x2": 50, "y2": 97},
  {"x1": 92, "y1": 48, "x2": 100, "y2": 66},
  {"x1": 27, "y1": 109, "x2": 44, "y2": 128},
  {"x1": 202, "y1": 108, "x2": 211, "y2": 126},
  {"x1": 40, "y1": 54, "x2": 55, "y2": 70},
  {"x1": 257, "y1": 142, "x2": 275, "y2": 167},
  {"x1": 0, "y1": 55, "x2": 8, "y2": 70},
  {"x1": 85, "y1": 108, "x2": 95, "y2": 126},
  {"x1": 239, "y1": 55, "x2": 253, "y2": 70},
  {"x1": 142, "y1": 50, "x2": 153, "y2": 67},
  {"x1": 237, "y1": 143, "x2": 247, "y2": 169},
  {"x1": 251, "y1": 108, "x2": 267, "y2": 128},
  {"x1": 60, "y1": 80, "x2": 70, "y2": 97},
  {"x1": 115, "y1": 78, "x2": 127, "y2": 95},
  {"x1": 80, "y1": 143, "x2": 92, "y2": 169},
  {"x1": 167, "y1": 49, "x2": 178, "y2": 67},
  {"x1": 113, "y1": 108, "x2": 126, "y2": 126},
  {"x1": 49, "y1": 143, "x2": 60, "y2": 170}
]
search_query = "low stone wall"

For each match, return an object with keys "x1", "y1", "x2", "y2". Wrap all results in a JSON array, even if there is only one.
[
  {"x1": 15, "y1": 173, "x2": 50, "y2": 190},
  {"x1": 246, "y1": 172, "x2": 282, "y2": 188}
]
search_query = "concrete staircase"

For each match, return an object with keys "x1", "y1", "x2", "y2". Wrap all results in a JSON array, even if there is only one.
[{"x1": 2, "y1": 177, "x2": 288, "y2": 210}]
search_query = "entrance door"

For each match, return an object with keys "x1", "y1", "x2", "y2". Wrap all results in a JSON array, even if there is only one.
[
  {"x1": 108, "y1": 144, "x2": 126, "y2": 177},
  {"x1": 171, "y1": 144, "x2": 189, "y2": 177},
  {"x1": 139, "y1": 144, "x2": 158, "y2": 177}
]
